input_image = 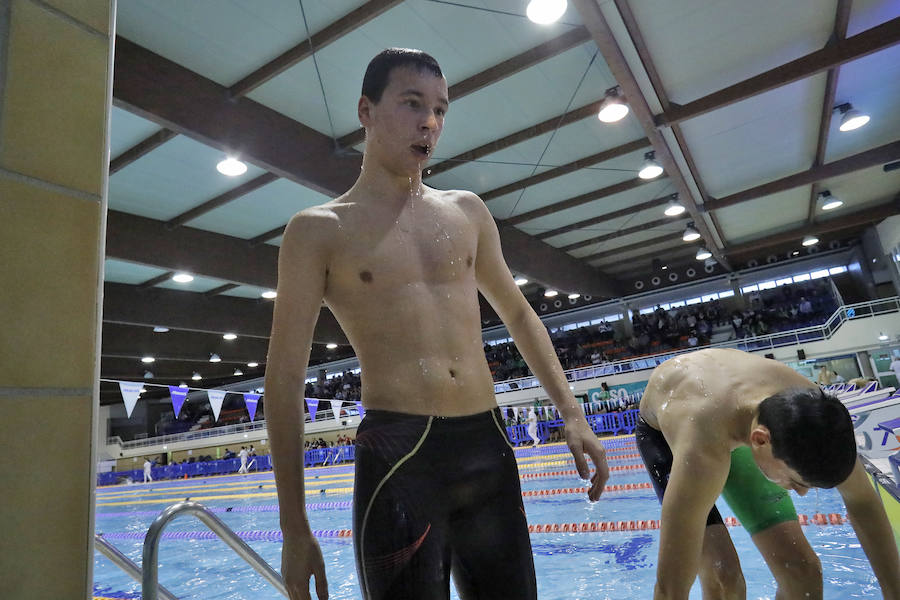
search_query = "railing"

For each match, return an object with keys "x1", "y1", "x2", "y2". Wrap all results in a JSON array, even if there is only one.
[
  {"x1": 142, "y1": 501, "x2": 287, "y2": 600},
  {"x1": 94, "y1": 535, "x2": 179, "y2": 600},
  {"x1": 112, "y1": 297, "x2": 899, "y2": 451}
]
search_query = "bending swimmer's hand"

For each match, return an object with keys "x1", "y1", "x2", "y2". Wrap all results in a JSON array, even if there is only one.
[
  {"x1": 565, "y1": 422, "x2": 609, "y2": 502},
  {"x1": 282, "y1": 530, "x2": 328, "y2": 600}
]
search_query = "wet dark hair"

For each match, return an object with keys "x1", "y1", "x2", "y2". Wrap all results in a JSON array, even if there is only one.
[
  {"x1": 757, "y1": 387, "x2": 856, "y2": 488},
  {"x1": 361, "y1": 48, "x2": 443, "y2": 104}
]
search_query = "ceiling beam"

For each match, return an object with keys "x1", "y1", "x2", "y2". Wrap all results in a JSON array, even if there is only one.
[
  {"x1": 705, "y1": 141, "x2": 900, "y2": 211},
  {"x1": 227, "y1": 0, "x2": 404, "y2": 98},
  {"x1": 655, "y1": 15, "x2": 900, "y2": 128},
  {"x1": 560, "y1": 216, "x2": 686, "y2": 253},
  {"x1": 424, "y1": 99, "x2": 608, "y2": 178},
  {"x1": 101, "y1": 323, "x2": 271, "y2": 364},
  {"x1": 806, "y1": 0, "x2": 853, "y2": 224},
  {"x1": 336, "y1": 26, "x2": 593, "y2": 149},
  {"x1": 505, "y1": 177, "x2": 659, "y2": 226},
  {"x1": 166, "y1": 173, "x2": 280, "y2": 228},
  {"x1": 482, "y1": 137, "x2": 649, "y2": 202},
  {"x1": 573, "y1": 0, "x2": 730, "y2": 270},
  {"x1": 136, "y1": 272, "x2": 174, "y2": 290},
  {"x1": 109, "y1": 129, "x2": 179, "y2": 174},
  {"x1": 594, "y1": 244, "x2": 697, "y2": 272},
  {"x1": 536, "y1": 194, "x2": 673, "y2": 240},
  {"x1": 581, "y1": 231, "x2": 684, "y2": 261}
]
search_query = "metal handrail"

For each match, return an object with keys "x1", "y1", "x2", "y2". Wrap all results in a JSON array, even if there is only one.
[
  {"x1": 142, "y1": 501, "x2": 287, "y2": 600},
  {"x1": 94, "y1": 534, "x2": 179, "y2": 600}
]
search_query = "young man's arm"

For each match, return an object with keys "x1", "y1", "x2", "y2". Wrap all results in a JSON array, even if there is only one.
[
  {"x1": 837, "y1": 459, "x2": 900, "y2": 599},
  {"x1": 466, "y1": 193, "x2": 609, "y2": 500},
  {"x1": 265, "y1": 210, "x2": 334, "y2": 600}
]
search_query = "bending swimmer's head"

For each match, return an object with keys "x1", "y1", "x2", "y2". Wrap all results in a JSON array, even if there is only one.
[
  {"x1": 362, "y1": 48, "x2": 443, "y2": 104},
  {"x1": 755, "y1": 387, "x2": 856, "y2": 488}
]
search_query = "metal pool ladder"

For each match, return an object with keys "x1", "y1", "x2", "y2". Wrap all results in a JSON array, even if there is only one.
[{"x1": 99, "y1": 500, "x2": 289, "y2": 600}]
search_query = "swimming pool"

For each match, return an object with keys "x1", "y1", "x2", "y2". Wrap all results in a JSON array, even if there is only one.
[{"x1": 94, "y1": 436, "x2": 880, "y2": 599}]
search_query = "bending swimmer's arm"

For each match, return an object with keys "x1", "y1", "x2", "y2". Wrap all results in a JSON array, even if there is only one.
[
  {"x1": 265, "y1": 211, "x2": 331, "y2": 600},
  {"x1": 654, "y1": 437, "x2": 731, "y2": 600},
  {"x1": 466, "y1": 193, "x2": 609, "y2": 500},
  {"x1": 837, "y1": 460, "x2": 900, "y2": 599}
]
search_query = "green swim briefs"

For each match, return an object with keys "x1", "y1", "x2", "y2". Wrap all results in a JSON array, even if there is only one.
[{"x1": 721, "y1": 446, "x2": 798, "y2": 535}]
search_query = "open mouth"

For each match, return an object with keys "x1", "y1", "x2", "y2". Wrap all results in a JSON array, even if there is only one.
[{"x1": 411, "y1": 143, "x2": 431, "y2": 157}]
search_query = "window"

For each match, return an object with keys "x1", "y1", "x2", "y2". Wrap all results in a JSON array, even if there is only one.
[
  {"x1": 659, "y1": 303, "x2": 671, "y2": 310},
  {"x1": 810, "y1": 269, "x2": 830, "y2": 279},
  {"x1": 776, "y1": 278, "x2": 793, "y2": 286},
  {"x1": 561, "y1": 323, "x2": 577, "y2": 331},
  {"x1": 758, "y1": 280, "x2": 776, "y2": 290},
  {"x1": 701, "y1": 293, "x2": 718, "y2": 302},
  {"x1": 718, "y1": 290, "x2": 734, "y2": 298},
  {"x1": 669, "y1": 300, "x2": 685, "y2": 308},
  {"x1": 607, "y1": 313, "x2": 622, "y2": 322},
  {"x1": 793, "y1": 274, "x2": 811, "y2": 282},
  {"x1": 828, "y1": 266, "x2": 847, "y2": 275},
  {"x1": 639, "y1": 307, "x2": 655, "y2": 315},
  {"x1": 577, "y1": 321, "x2": 590, "y2": 328},
  {"x1": 741, "y1": 284, "x2": 759, "y2": 293},
  {"x1": 686, "y1": 297, "x2": 702, "y2": 305}
]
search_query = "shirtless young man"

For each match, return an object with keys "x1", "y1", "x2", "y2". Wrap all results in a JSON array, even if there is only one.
[
  {"x1": 264, "y1": 48, "x2": 610, "y2": 600},
  {"x1": 637, "y1": 348, "x2": 900, "y2": 600}
]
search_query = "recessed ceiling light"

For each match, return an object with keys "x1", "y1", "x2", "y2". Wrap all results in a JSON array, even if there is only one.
[
  {"x1": 514, "y1": 277, "x2": 529, "y2": 286},
  {"x1": 526, "y1": 0, "x2": 567, "y2": 25},
  {"x1": 638, "y1": 151, "x2": 663, "y2": 180},
  {"x1": 141, "y1": 356, "x2": 155, "y2": 363},
  {"x1": 597, "y1": 87, "x2": 629, "y2": 123},
  {"x1": 209, "y1": 354, "x2": 221, "y2": 363},
  {"x1": 153, "y1": 326, "x2": 169, "y2": 333},
  {"x1": 544, "y1": 289, "x2": 558, "y2": 298},
  {"x1": 695, "y1": 248, "x2": 713, "y2": 260},
  {"x1": 261, "y1": 290, "x2": 277, "y2": 299},
  {"x1": 568, "y1": 293, "x2": 580, "y2": 300},
  {"x1": 192, "y1": 372, "x2": 202, "y2": 381},
  {"x1": 172, "y1": 273, "x2": 194, "y2": 283},
  {"x1": 216, "y1": 157, "x2": 247, "y2": 176},
  {"x1": 247, "y1": 362, "x2": 259, "y2": 368},
  {"x1": 326, "y1": 343, "x2": 338, "y2": 349},
  {"x1": 802, "y1": 235, "x2": 819, "y2": 247},
  {"x1": 223, "y1": 333, "x2": 237, "y2": 340}
]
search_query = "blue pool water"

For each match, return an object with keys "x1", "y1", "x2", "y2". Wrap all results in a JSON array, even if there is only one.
[{"x1": 94, "y1": 438, "x2": 879, "y2": 599}]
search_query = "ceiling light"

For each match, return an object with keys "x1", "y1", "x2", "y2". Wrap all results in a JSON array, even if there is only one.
[
  {"x1": 191, "y1": 372, "x2": 202, "y2": 381},
  {"x1": 141, "y1": 356, "x2": 155, "y2": 364},
  {"x1": 818, "y1": 190, "x2": 842, "y2": 211},
  {"x1": 233, "y1": 368, "x2": 243, "y2": 376},
  {"x1": 801, "y1": 235, "x2": 819, "y2": 247},
  {"x1": 143, "y1": 371, "x2": 153, "y2": 379},
  {"x1": 326, "y1": 343, "x2": 338, "y2": 349},
  {"x1": 638, "y1": 151, "x2": 663, "y2": 180},
  {"x1": 682, "y1": 224, "x2": 701, "y2": 242},
  {"x1": 514, "y1": 277, "x2": 529, "y2": 286},
  {"x1": 153, "y1": 326, "x2": 169, "y2": 333},
  {"x1": 223, "y1": 333, "x2": 237, "y2": 340},
  {"x1": 878, "y1": 332, "x2": 889, "y2": 341},
  {"x1": 661, "y1": 265, "x2": 668, "y2": 270},
  {"x1": 695, "y1": 247, "x2": 713, "y2": 260},
  {"x1": 568, "y1": 293, "x2": 580, "y2": 300},
  {"x1": 526, "y1": 0, "x2": 567, "y2": 25},
  {"x1": 792, "y1": 251, "x2": 800, "y2": 256},
  {"x1": 247, "y1": 362, "x2": 259, "y2": 368},
  {"x1": 597, "y1": 87, "x2": 629, "y2": 123},
  {"x1": 261, "y1": 290, "x2": 277, "y2": 299},
  {"x1": 216, "y1": 157, "x2": 247, "y2": 176},
  {"x1": 544, "y1": 289, "x2": 558, "y2": 298},
  {"x1": 836, "y1": 103, "x2": 869, "y2": 132},
  {"x1": 209, "y1": 354, "x2": 221, "y2": 363},
  {"x1": 664, "y1": 194, "x2": 685, "y2": 216},
  {"x1": 179, "y1": 382, "x2": 188, "y2": 388},
  {"x1": 172, "y1": 272, "x2": 194, "y2": 283}
]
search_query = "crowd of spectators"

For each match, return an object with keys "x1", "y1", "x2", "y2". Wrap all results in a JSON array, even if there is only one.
[{"x1": 304, "y1": 433, "x2": 355, "y2": 450}]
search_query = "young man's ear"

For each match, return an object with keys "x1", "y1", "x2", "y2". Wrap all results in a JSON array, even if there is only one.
[
  {"x1": 358, "y1": 96, "x2": 374, "y2": 127},
  {"x1": 749, "y1": 425, "x2": 772, "y2": 449}
]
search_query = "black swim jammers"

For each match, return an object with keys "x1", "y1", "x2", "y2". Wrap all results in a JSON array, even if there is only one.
[{"x1": 352, "y1": 408, "x2": 537, "y2": 600}]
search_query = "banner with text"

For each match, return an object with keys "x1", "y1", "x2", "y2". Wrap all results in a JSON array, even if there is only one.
[
  {"x1": 168, "y1": 386, "x2": 188, "y2": 418},
  {"x1": 208, "y1": 390, "x2": 227, "y2": 422},
  {"x1": 306, "y1": 398, "x2": 319, "y2": 422},
  {"x1": 243, "y1": 393, "x2": 260, "y2": 421},
  {"x1": 119, "y1": 381, "x2": 143, "y2": 418}
]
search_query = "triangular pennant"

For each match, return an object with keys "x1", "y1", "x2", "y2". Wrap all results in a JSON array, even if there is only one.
[
  {"x1": 243, "y1": 393, "x2": 260, "y2": 421},
  {"x1": 168, "y1": 386, "x2": 189, "y2": 418},
  {"x1": 355, "y1": 401, "x2": 365, "y2": 418},
  {"x1": 330, "y1": 400, "x2": 342, "y2": 422},
  {"x1": 208, "y1": 390, "x2": 227, "y2": 422},
  {"x1": 306, "y1": 398, "x2": 319, "y2": 421},
  {"x1": 118, "y1": 381, "x2": 143, "y2": 418}
]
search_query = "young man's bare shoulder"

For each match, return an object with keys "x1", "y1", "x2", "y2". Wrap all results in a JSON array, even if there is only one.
[{"x1": 434, "y1": 187, "x2": 490, "y2": 220}]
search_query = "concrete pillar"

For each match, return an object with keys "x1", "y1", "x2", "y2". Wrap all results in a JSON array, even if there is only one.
[
  {"x1": 730, "y1": 277, "x2": 746, "y2": 310},
  {"x1": 857, "y1": 351, "x2": 875, "y2": 379},
  {"x1": 620, "y1": 301, "x2": 634, "y2": 337},
  {"x1": 0, "y1": 1, "x2": 113, "y2": 598}
]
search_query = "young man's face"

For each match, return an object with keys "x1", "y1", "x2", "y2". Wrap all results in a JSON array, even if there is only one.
[
  {"x1": 754, "y1": 450, "x2": 811, "y2": 496},
  {"x1": 360, "y1": 66, "x2": 449, "y2": 175}
]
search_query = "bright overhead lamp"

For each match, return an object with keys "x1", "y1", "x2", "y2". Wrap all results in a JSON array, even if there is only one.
[
  {"x1": 247, "y1": 361, "x2": 259, "y2": 368},
  {"x1": 261, "y1": 290, "x2": 277, "y2": 299},
  {"x1": 836, "y1": 103, "x2": 869, "y2": 132},
  {"x1": 597, "y1": 87, "x2": 629, "y2": 123},
  {"x1": 663, "y1": 194, "x2": 685, "y2": 216},
  {"x1": 801, "y1": 235, "x2": 819, "y2": 247},
  {"x1": 153, "y1": 326, "x2": 169, "y2": 333},
  {"x1": 544, "y1": 289, "x2": 559, "y2": 298},
  {"x1": 818, "y1": 190, "x2": 842, "y2": 211},
  {"x1": 233, "y1": 368, "x2": 243, "y2": 376},
  {"x1": 178, "y1": 382, "x2": 188, "y2": 388},
  {"x1": 141, "y1": 356, "x2": 155, "y2": 364},
  {"x1": 216, "y1": 157, "x2": 247, "y2": 176},
  {"x1": 661, "y1": 265, "x2": 668, "y2": 270},
  {"x1": 143, "y1": 370, "x2": 154, "y2": 379},
  {"x1": 695, "y1": 247, "x2": 713, "y2": 260},
  {"x1": 514, "y1": 277, "x2": 529, "y2": 286},
  {"x1": 223, "y1": 333, "x2": 237, "y2": 340},
  {"x1": 209, "y1": 354, "x2": 221, "y2": 363},
  {"x1": 326, "y1": 343, "x2": 338, "y2": 349},
  {"x1": 638, "y1": 151, "x2": 663, "y2": 180},
  {"x1": 526, "y1": 0, "x2": 567, "y2": 25},
  {"x1": 682, "y1": 223, "x2": 701, "y2": 242},
  {"x1": 878, "y1": 332, "x2": 889, "y2": 341},
  {"x1": 172, "y1": 272, "x2": 194, "y2": 283},
  {"x1": 568, "y1": 293, "x2": 580, "y2": 300},
  {"x1": 191, "y1": 372, "x2": 202, "y2": 381}
]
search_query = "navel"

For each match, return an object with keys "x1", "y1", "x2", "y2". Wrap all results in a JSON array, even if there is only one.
[
  {"x1": 449, "y1": 369, "x2": 457, "y2": 378},
  {"x1": 359, "y1": 270, "x2": 373, "y2": 283},
  {"x1": 466, "y1": 255, "x2": 473, "y2": 268}
]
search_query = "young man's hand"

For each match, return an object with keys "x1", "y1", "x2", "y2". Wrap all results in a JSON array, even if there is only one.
[
  {"x1": 282, "y1": 530, "x2": 329, "y2": 600},
  {"x1": 564, "y1": 421, "x2": 609, "y2": 501}
]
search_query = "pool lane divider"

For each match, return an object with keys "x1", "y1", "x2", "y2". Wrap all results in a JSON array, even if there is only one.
[{"x1": 96, "y1": 513, "x2": 850, "y2": 541}]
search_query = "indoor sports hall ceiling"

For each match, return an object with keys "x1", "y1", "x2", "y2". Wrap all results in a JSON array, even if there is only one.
[{"x1": 100, "y1": 0, "x2": 900, "y2": 402}]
